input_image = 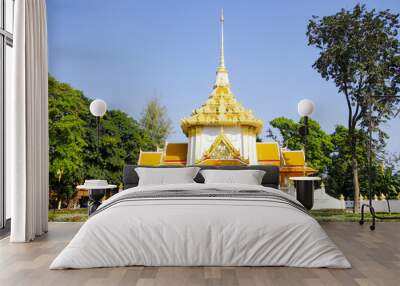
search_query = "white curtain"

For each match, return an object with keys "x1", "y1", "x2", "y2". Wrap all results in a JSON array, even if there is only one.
[{"x1": 7, "y1": 0, "x2": 49, "y2": 242}]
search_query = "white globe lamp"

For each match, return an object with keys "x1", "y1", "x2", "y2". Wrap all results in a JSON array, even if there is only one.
[
  {"x1": 297, "y1": 99, "x2": 315, "y2": 117},
  {"x1": 297, "y1": 99, "x2": 315, "y2": 163},
  {"x1": 89, "y1": 99, "x2": 107, "y2": 156},
  {"x1": 90, "y1": 99, "x2": 107, "y2": 117}
]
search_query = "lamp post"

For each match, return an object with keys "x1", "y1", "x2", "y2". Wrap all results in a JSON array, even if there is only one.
[
  {"x1": 85, "y1": 99, "x2": 108, "y2": 215},
  {"x1": 89, "y1": 99, "x2": 107, "y2": 155},
  {"x1": 297, "y1": 99, "x2": 315, "y2": 162}
]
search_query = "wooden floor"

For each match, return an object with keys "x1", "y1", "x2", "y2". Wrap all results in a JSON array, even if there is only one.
[{"x1": 0, "y1": 222, "x2": 399, "y2": 286}]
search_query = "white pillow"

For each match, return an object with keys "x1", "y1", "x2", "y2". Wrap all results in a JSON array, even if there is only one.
[
  {"x1": 200, "y1": 169, "x2": 266, "y2": 185},
  {"x1": 135, "y1": 167, "x2": 200, "y2": 186}
]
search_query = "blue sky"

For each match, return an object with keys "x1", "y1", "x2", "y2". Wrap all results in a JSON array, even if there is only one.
[{"x1": 47, "y1": 0, "x2": 400, "y2": 154}]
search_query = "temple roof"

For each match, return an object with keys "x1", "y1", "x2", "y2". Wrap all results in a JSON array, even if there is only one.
[
  {"x1": 163, "y1": 143, "x2": 188, "y2": 165},
  {"x1": 256, "y1": 142, "x2": 281, "y2": 166},
  {"x1": 138, "y1": 151, "x2": 163, "y2": 166},
  {"x1": 181, "y1": 10, "x2": 263, "y2": 136},
  {"x1": 181, "y1": 86, "x2": 263, "y2": 136},
  {"x1": 282, "y1": 150, "x2": 306, "y2": 166}
]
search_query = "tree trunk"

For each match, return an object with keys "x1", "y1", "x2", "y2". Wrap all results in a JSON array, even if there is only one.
[
  {"x1": 352, "y1": 157, "x2": 361, "y2": 213},
  {"x1": 386, "y1": 199, "x2": 391, "y2": 214},
  {"x1": 349, "y1": 126, "x2": 360, "y2": 213}
]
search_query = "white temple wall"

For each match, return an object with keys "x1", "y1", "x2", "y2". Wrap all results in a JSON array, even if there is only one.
[
  {"x1": 248, "y1": 136, "x2": 257, "y2": 165},
  {"x1": 187, "y1": 135, "x2": 194, "y2": 165},
  {"x1": 242, "y1": 131, "x2": 257, "y2": 165},
  {"x1": 195, "y1": 131, "x2": 202, "y2": 162},
  {"x1": 241, "y1": 131, "x2": 248, "y2": 159}
]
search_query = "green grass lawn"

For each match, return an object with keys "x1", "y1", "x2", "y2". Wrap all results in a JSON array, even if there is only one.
[
  {"x1": 48, "y1": 208, "x2": 88, "y2": 222},
  {"x1": 48, "y1": 208, "x2": 400, "y2": 222},
  {"x1": 311, "y1": 209, "x2": 400, "y2": 222}
]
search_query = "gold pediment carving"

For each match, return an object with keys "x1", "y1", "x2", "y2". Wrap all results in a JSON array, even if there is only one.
[{"x1": 196, "y1": 132, "x2": 248, "y2": 165}]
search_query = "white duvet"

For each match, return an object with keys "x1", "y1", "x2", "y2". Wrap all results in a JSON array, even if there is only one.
[{"x1": 50, "y1": 183, "x2": 351, "y2": 269}]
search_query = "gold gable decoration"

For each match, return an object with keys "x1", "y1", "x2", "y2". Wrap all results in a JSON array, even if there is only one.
[
  {"x1": 210, "y1": 143, "x2": 233, "y2": 160},
  {"x1": 198, "y1": 159, "x2": 247, "y2": 166},
  {"x1": 196, "y1": 132, "x2": 248, "y2": 165}
]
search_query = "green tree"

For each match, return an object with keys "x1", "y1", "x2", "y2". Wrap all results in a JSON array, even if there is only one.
[
  {"x1": 269, "y1": 117, "x2": 334, "y2": 174},
  {"x1": 376, "y1": 167, "x2": 400, "y2": 198},
  {"x1": 326, "y1": 125, "x2": 369, "y2": 199},
  {"x1": 84, "y1": 110, "x2": 156, "y2": 185},
  {"x1": 307, "y1": 4, "x2": 400, "y2": 212},
  {"x1": 48, "y1": 76, "x2": 87, "y2": 208},
  {"x1": 48, "y1": 76, "x2": 160, "y2": 208},
  {"x1": 326, "y1": 124, "x2": 393, "y2": 201},
  {"x1": 373, "y1": 153, "x2": 400, "y2": 207},
  {"x1": 140, "y1": 98, "x2": 172, "y2": 147},
  {"x1": 385, "y1": 153, "x2": 400, "y2": 173}
]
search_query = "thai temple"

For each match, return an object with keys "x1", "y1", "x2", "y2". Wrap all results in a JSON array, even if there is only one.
[{"x1": 138, "y1": 11, "x2": 315, "y2": 187}]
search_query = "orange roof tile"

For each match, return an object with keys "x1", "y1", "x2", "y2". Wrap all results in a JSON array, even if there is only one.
[
  {"x1": 164, "y1": 143, "x2": 188, "y2": 164},
  {"x1": 282, "y1": 150, "x2": 305, "y2": 166},
  {"x1": 256, "y1": 142, "x2": 280, "y2": 165},
  {"x1": 138, "y1": 151, "x2": 163, "y2": 166}
]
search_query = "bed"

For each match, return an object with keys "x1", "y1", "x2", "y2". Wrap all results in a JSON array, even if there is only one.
[{"x1": 50, "y1": 165, "x2": 350, "y2": 269}]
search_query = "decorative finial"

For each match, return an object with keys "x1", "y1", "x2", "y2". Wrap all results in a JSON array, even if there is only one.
[
  {"x1": 214, "y1": 9, "x2": 230, "y2": 87},
  {"x1": 219, "y1": 8, "x2": 225, "y2": 68}
]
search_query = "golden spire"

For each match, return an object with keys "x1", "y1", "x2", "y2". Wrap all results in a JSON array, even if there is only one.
[
  {"x1": 215, "y1": 9, "x2": 230, "y2": 87},
  {"x1": 180, "y1": 9, "x2": 263, "y2": 137},
  {"x1": 219, "y1": 9, "x2": 225, "y2": 68}
]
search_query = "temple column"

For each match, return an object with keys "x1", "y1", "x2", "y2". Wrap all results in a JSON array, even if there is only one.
[
  {"x1": 248, "y1": 132, "x2": 257, "y2": 165},
  {"x1": 186, "y1": 130, "x2": 193, "y2": 165}
]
